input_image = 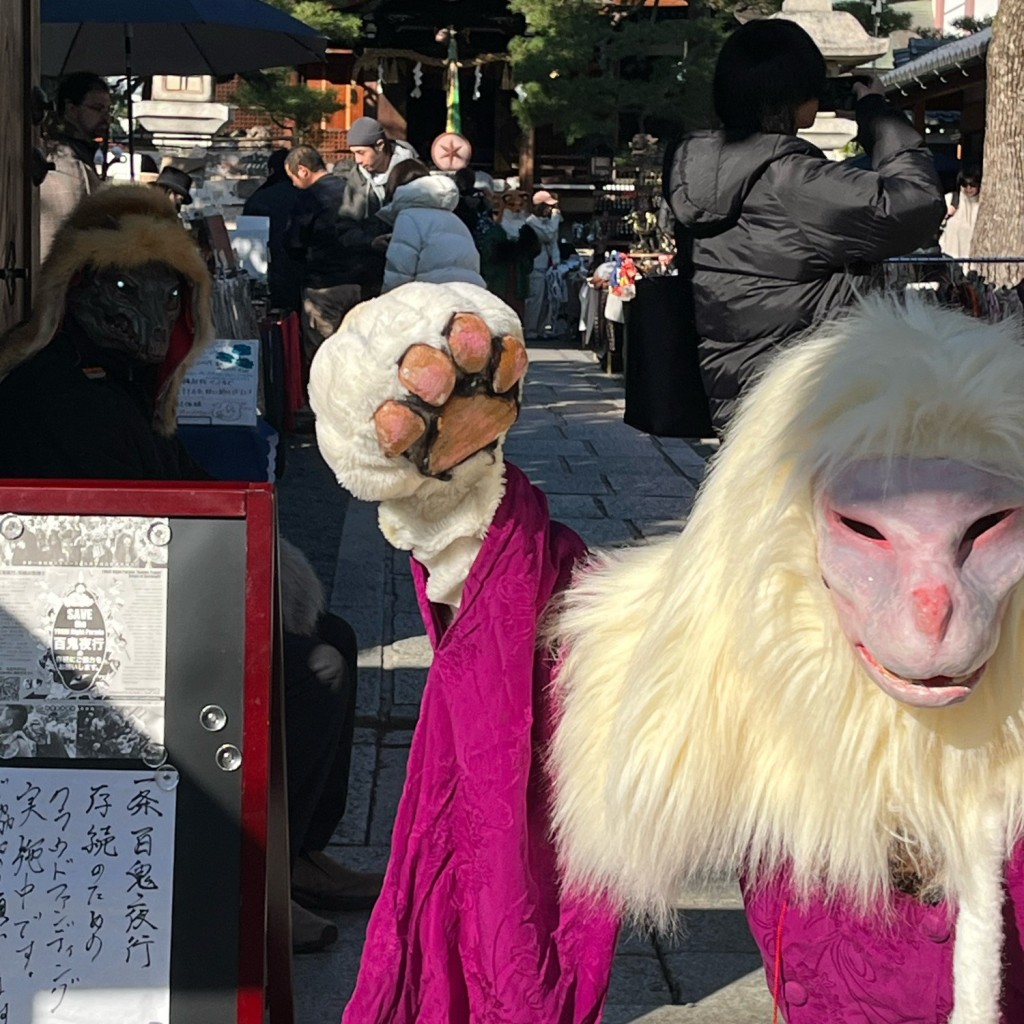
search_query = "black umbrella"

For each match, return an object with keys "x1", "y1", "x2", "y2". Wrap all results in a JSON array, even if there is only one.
[
  {"x1": 42, "y1": 0, "x2": 328, "y2": 172},
  {"x1": 42, "y1": 0, "x2": 327, "y2": 77}
]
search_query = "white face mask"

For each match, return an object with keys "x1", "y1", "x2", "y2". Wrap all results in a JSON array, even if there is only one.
[{"x1": 816, "y1": 457, "x2": 1024, "y2": 709}]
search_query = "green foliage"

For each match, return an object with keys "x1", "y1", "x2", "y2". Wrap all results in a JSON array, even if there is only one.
[
  {"x1": 688, "y1": 0, "x2": 781, "y2": 14},
  {"x1": 105, "y1": 79, "x2": 130, "y2": 139},
  {"x1": 261, "y1": 0, "x2": 361, "y2": 44},
  {"x1": 915, "y1": 14, "x2": 991, "y2": 41},
  {"x1": 229, "y1": 1, "x2": 357, "y2": 141},
  {"x1": 232, "y1": 69, "x2": 343, "y2": 140},
  {"x1": 835, "y1": 1, "x2": 913, "y2": 35},
  {"x1": 508, "y1": 0, "x2": 727, "y2": 144},
  {"x1": 953, "y1": 15, "x2": 994, "y2": 32}
]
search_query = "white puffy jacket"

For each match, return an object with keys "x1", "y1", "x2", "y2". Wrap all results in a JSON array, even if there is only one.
[{"x1": 378, "y1": 175, "x2": 486, "y2": 293}]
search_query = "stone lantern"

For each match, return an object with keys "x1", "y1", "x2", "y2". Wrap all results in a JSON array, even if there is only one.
[{"x1": 771, "y1": 0, "x2": 889, "y2": 158}]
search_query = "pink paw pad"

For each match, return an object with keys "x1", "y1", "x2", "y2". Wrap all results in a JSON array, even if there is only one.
[
  {"x1": 372, "y1": 309, "x2": 529, "y2": 478},
  {"x1": 399, "y1": 344, "x2": 457, "y2": 406},
  {"x1": 446, "y1": 313, "x2": 493, "y2": 374},
  {"x1": 493, "y1": 335, "x2": 529, "y2": 395},
  {"x1": 374, "y1": 399, "x2": 426, "y2": 457}
]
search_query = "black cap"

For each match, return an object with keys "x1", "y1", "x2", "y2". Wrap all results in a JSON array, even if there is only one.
[{"x1": 153, "y1": 166, "x2": 193, "y2": 205}]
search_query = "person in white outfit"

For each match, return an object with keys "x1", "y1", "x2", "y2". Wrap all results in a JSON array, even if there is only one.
[
  {"x1": 524, "y1": 190, "x2": 563, "y2": 339},
  {"x1": 940, "y1": 166, "x2": 981, "y2": 261},
  {"x1": 378, "y1": 160, "x2": 486, "y2": 293}
]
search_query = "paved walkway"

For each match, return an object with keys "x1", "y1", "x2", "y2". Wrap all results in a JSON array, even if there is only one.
[{"x1": 279, "y1": 342, "x2": 775, "y2": 1024}]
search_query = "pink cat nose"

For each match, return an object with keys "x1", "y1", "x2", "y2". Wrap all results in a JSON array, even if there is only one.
[{"x1": 911, "y1": 584, "x2": 953, "y2": 640}]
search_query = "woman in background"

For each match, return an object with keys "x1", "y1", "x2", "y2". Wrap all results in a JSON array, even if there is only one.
[
  {"x1": 940, "y1": 166, "x2": 982, "y2": 261},
  {"x1": 665, "y1": 19, "x2": 944, "y2": 432},
  {"x1": 378, "y1": 159, "x2": 485, "y2": 293}
]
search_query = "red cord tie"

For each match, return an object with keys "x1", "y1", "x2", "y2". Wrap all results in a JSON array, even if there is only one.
[{"x1": 771, "y1": 898, "x2": 789, "y2": 1024}]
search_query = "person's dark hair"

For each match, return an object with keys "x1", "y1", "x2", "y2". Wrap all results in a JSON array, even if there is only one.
[
  {"x1": 57, "y1": 72, "x2": 109, "y2": 115},
  {"x1": 267, "y1": 148, "x2": 290, "y2": 177},
  {"x1": 957, "y1": 165, "x2": 982, "y2": 190},
  {"x1": 453, "y1": 167, "x2": 476, "y2": 195},
  {"x1": 713, "y1": 21, "x2": 826, "y2": 137},
  {"x1": 385, "y1": 158, "x2": 430, "y2": 201},
  {"x1": 4, "y1": 704, "x2": 28, "y2": 731},
  {"x1": 285, "y1": 145, "x2": 326, "y2": 175}
]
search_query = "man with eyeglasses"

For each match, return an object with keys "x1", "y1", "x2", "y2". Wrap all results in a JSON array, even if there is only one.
[{"x1": 40, "y1": 71, "x2": 112, "y2": 260}]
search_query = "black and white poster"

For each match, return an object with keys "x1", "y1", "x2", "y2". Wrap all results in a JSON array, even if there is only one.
[{"x1": 0, "y1": 515, "x2": 170, "y2": 761}]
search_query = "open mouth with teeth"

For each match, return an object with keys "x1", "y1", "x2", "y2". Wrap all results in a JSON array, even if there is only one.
[{"x1": 856, "y1": 645, "x2": 985, "y2": 707}]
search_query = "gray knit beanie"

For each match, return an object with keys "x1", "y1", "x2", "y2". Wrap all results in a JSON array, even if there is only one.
[{"x1": 347, "y1": 116, "x2": 386, "y2": 147}]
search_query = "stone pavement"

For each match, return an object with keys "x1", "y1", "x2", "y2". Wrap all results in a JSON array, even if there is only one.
[{"x1": 278, "y1": 341, "x2": 775, "y2": 1024}]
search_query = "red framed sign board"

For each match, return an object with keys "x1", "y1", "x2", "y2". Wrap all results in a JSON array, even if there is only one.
[{"x1": 0, "y1": 480, "x2": 292, "y2": 1024}]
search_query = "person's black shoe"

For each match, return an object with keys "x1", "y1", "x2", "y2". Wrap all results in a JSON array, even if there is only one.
[
  {"x1": 291, "y1": 899, "x2": 338, "y2": 954},
  {"x1": 292, "y1": 850, "x2": 384, "y2": 912}
]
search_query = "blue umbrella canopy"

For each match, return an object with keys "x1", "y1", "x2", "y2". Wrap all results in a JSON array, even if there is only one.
[{"x1": 41, "y1": 0, "x2": 327, "y2": 77}]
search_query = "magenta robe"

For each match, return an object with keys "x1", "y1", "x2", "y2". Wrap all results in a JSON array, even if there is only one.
[
  {"x1": 342, "y1": 463, "x2": 619, "y2": 1024},
  {"x1": 743, "y1": 845, "x2": 1024, "y2": 1023},
  {"x1": 344, "y1": 460, "x2": 1024, "y2": 1021}
]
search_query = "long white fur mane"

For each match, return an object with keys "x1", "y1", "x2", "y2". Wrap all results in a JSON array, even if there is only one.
[{"x1": 551, "y1": 296, "x2": 1024, "y2": 927}]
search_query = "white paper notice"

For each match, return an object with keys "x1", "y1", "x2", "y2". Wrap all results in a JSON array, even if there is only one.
[
  {"x1": 0, "y1": 767, "x2": 176, "y2": 1024},
  {"x1": 0, "y1": 514, "x2": 170, "y2": 761},
  {"x1": 177, "y1": 339, "x2": 261, "y2": 426}
]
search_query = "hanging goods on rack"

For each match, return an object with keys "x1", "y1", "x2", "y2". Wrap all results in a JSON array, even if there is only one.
[
  {"x1": 877, "y1": 256, "x2": 1024, "y2": 324},
  {"x1": 212, "y1": 273, "x2": 261, "y2": 340}
]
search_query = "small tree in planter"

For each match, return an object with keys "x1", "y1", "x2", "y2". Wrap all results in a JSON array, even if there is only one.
[{"x1": 231, "y1": 0, "x2": 360, "y2": 144}]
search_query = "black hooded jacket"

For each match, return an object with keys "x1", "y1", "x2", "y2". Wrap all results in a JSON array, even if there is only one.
[
  {"x1": 0, "y1": 329, "x2": 208, "y2": 480},
  {"x1": 666, "y1": 95, "x2": 945, "y2": 432},
  {"x1": 0, "y1": 185, "x2": 215, "y2": 481}
]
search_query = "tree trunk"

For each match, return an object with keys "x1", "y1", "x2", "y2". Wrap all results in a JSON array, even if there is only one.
[
  {"x1": 970, "y1": 0, "x2": 1024, "y2": 285},
  {"x1": 518, "y1": 127, "x2": 535, "y2": 191}
]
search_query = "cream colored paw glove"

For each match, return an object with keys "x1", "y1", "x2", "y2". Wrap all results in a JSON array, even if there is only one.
[{"x1": 308, "y1": 281, "x2": 525, "y2": 609}]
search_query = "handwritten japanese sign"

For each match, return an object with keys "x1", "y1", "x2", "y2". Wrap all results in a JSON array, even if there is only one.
[{"x1": 0, "y1": 768, "x2": 175, "y2": 1023}]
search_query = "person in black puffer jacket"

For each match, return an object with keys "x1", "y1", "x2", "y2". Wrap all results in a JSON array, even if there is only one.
[{"x1": 665, "y1": 19, "x2": 945, "y2": 433}]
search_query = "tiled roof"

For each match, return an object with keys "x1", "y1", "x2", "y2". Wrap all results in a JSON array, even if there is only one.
[{"x1": 881, "y1": 28, "x2": 992, "y2": 90}]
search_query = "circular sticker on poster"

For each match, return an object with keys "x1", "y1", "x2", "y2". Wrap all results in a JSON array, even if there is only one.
[
  {"x1": 51, "y1": 583, "x2": 108, "y2": 691},
  {"x1": 431, "y1": 132, "x2": 473, "y2": 171}
]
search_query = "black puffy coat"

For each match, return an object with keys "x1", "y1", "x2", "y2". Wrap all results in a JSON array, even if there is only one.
[
  {"x1": 666, "y1": 95, "x2": 945, "y2": 432},
  {"x1": 242, "y1": 176, "x2": 304, "y2": 311},
  {"x1": 283, "y1": 173, "x2": 353, "y2": 288}
]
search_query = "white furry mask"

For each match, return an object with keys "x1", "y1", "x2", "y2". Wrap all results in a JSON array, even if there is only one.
[{"x1": 499, "y1": 212, "x2": 528, "y2": 238}]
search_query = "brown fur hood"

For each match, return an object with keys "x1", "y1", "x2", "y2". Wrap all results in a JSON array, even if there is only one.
[{"x1": 0, "y1": 184, "x2": 213, "y2": 435}]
